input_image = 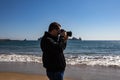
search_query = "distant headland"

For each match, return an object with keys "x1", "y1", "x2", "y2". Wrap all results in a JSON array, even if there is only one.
[
  {"x1": 69, "y1": 37, "x2": 82, "y2": 40},
  {"x1": 0, "y1": 39, "x2": 11, "y2": 41},
  {"x1": 38, "y1": 37, "x2": 82, "y2": 41},
  {"x1": 0, "y1": 37, "x2": 82, "y2": 41},
  {"x1": 0, "y1": 39, "x2": 27, "y2": 41}
]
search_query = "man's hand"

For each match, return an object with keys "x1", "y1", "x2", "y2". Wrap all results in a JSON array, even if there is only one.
[{"x1": 60, "y1": 31, "x2": 68, "y2": 41}]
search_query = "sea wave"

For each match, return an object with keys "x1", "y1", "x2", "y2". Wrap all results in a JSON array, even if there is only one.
[
  {"x1": 1, "y1": 54, "x2": 120, "y2": 67},
  {"x1": 66, "y1": 54, "x2": 120, "y2": 67},
  {"x1": 0, "y1": 54, "x2": 42, "y2": 63}
]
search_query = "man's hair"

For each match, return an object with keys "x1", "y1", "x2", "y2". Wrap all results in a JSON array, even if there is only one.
[{"x1": 48, "y1": 22, "x2": 61, "y2": 32}]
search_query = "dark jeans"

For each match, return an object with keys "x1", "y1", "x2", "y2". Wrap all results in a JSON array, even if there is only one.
[{"x1": 46, "y1": 71, "x2": 64, "y2": 80}]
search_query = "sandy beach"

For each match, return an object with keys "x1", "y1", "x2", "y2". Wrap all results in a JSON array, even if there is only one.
[
  {"x1": 0, "y1": 72, "x2": 72, "y2": 80},
  {"x1": 0, "y1": 62, "x2": 120, "y2": 80},
  {"x1": 0, "y1": 62, "x2": 71, "y2": 80},
  {"x1": 0, "y1": 72, "x2": 48, "y2": 80}
]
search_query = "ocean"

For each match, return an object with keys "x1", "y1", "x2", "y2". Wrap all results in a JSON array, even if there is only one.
[{"x1": 0, "y1": 40, "x2": 120, "y2": 67}]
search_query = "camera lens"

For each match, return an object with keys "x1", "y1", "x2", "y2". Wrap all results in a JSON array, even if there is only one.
[
  {"x1": 60, "y1": 29, "x2": 72, "y2": 37},
  {"x1": 67, "y1": 31, "x2": 72, "y2": 37}
]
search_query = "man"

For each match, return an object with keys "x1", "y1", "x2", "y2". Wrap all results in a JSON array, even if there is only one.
[{"x1": 40, "y1": 22, "x2": 68, "y2": 80}]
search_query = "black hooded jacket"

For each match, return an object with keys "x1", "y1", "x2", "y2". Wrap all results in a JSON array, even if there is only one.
[{"x1": 40, "y1": 32, "x2": 66, "y2": 72}]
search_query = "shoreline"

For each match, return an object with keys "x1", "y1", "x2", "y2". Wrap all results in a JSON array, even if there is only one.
[
  {"x1": 0, "y1": 62, "x2": 120, "y2": 80},
  {"x1": 1, "y1": 53, "x2": 120, "y2": 67},
  {"x1": 0, "y1": 62, "x2": 72, "y2": 80}
]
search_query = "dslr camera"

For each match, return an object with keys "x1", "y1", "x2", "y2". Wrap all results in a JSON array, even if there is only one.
[{"x1": 60, "y1": 29, "x2": 72, "y2": 37}]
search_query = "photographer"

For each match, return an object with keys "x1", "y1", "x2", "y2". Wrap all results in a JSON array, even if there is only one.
[{"x1": 40, "y1": 22, "x2": 69, "y2": 80}]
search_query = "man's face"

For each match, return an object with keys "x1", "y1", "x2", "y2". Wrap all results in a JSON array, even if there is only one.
[{"x1": 53, "y1": 26, "x2": 61, "y2": 37}]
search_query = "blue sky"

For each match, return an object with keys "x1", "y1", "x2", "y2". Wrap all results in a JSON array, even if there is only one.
[{"x1": 0, "y1": 0, "x2": 120, "y2": 40}]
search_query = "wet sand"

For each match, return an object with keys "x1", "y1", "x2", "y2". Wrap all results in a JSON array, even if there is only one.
[
  {"x1": 0, "y1": 62, "x2": 120, "y2": 80},
  {"x1": 65, "y1": 65, "x2": 120, "y2": 80}
]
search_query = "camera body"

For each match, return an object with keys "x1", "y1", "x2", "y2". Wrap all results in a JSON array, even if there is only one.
[{"x1": 60, "y1": 29, "x2": 72, "y2": 37}]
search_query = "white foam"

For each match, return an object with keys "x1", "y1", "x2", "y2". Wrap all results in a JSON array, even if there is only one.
[
  {"x1": 66, "y1": 55, "x2": 120, "y2": 67},
  {"x1": 1, "y1": 54, "x2": 120, "y2": 67},
  {"x1": 0, "y1": 54, "x2": 42, "y2": 63}
]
